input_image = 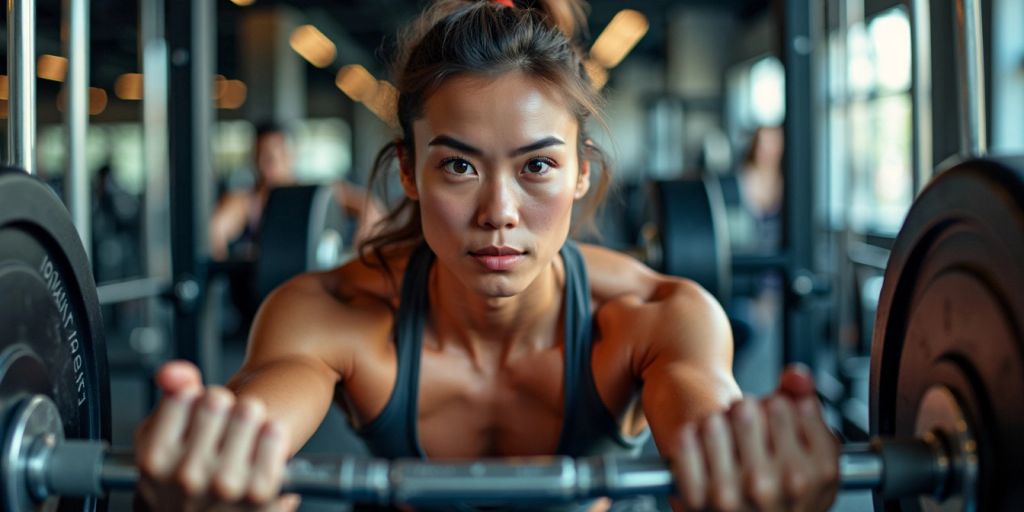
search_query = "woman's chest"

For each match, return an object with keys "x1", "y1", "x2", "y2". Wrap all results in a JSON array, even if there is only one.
[{"x1": 341, "y1": 329, "x2": 640, "y2": 458}]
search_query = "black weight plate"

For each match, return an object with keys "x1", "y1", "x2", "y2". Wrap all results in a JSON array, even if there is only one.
[
  {"x1": 645, "y1": 177, "x2": 731, "y2": 303},
  {"x1": 870, "y1": 158, "x2": 1024, "y2": 511},
  {"x1": 255, "y1": 185, "x2": 346, "y2": 300},
  {"x1": 0, "y1": 169, "x2": 111, "y2": 512}
]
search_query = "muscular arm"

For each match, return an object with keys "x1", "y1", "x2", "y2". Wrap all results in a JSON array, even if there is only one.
[
  {"x1": 581, "y1": 244, "x2": 740, "y2": 454},
  {"x1": 225, "y1": 275, "x2": 349, "y2": 456},
  {"x1": 635, "y1": 280, "x2": 740, "y2": 457}
]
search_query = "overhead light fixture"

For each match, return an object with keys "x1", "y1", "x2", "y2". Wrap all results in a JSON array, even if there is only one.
[
  {"x1": 336, "y1": 65, "x2": 397, "y2": 126},
  {"x1": 230, "y1": 0, "x2": 255, "y2": 6},
  {"x1": 366, "y1": 80, "x2": 398, "y2": 128},
  {"x1": 590, "y1": 9, "x2": 649, "y2": 69},
  {"x1": 213, "y1": 74, "x2": 227, "y2": 100},
  {"x1": 218, "y1": 80, "x2": 247, "y2": 109},
  {"x1": 89, "y1": 87, "x2": 108, "y2": 115},
  {"x1": 114, "y1": 73, "x2": 143, "y2": 100},
  {"x1": 335, "y1": 64, "x2": 378, "y2": 102},
  {"x1": 38, "y1": 54, "x2": 68, "y2": 82},
  {"x1": 583, "y1": 59, "x2": 609, "y2": 90},
  {"x1": 57, "y1": 87, "x2": 108, "y2": 115},
  {"x1": 289, "y1": 24, "x2": 337, "y2": 69}
]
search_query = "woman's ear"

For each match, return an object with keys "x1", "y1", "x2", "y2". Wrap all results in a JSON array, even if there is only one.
[
  {"x1": 575, "y1": 157, "x2": 592, "y2": 200},
  {"x1": 396, "y1": 141, "x2": 419, "y2": 201}
]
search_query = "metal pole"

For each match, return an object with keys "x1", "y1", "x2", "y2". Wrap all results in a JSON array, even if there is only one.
[
  {"x1": 7, "y1": 0, "x2": 36, "y2": 175},
  {"x1": 168, "y1": 0, "x2": 218, "y2": 379},
  {"x1": 138, "y1": 0, "x2": 172, "y2": 409},
  {"x1": 911, "y1": 0, "x2": 933, "y2": 192},
  {"x1": 780, "y1": 0, "x2": 820, "y2": 367},
  {"x1": 953, "y1": 0, "x2": 987, "y2": 156},
  {"x1": 64, "y1": 0, "x2": 91, "y2": 258},
  {"x1": 142, "y1": 0, "x2": 171, "y2": 282}
]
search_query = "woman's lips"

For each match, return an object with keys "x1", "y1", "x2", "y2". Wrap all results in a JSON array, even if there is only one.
[
  {"x1": 469, "y1": 247, "x2": 526, "y2": 271},
  {"x1": 471, "y1": 253, "x2": 526, "y2": 271}
]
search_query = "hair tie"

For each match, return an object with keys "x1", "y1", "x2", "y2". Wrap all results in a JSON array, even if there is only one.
[{"x1": 492, "y1": 0, "x2": 515, "y2": 8}]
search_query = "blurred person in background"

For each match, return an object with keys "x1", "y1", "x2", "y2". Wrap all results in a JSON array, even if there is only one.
[{"x1": 209, "y1": 121, "x2": 384, "y2": 261}]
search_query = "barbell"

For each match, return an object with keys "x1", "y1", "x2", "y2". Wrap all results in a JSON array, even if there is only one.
[{"x1": 1, "y1": 155, "x2": 1023, "y2": 510}]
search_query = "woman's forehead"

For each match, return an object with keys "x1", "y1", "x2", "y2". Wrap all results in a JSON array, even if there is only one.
[{"x1": 415, "y1": 72, "x2": 578, "y2": 145}]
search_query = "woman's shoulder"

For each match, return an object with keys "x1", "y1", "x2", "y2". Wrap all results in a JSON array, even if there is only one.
[
  {"x1": 578, "y1": 242, "x2": 730, "y2": 371},
  {"x1": 578, "y1": 241, "x2": 716, "y2": 311},
  {"x1": 244, "y1": 249, "x2": 416, "y2": 377}
]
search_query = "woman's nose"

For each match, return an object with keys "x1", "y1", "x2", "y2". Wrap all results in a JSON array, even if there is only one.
[{"x1": 476, "y1": 175, "x2": 520, "y2": 230}]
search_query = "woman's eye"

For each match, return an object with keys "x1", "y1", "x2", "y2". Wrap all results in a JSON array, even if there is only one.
[
  {"x1": 442, "y1": 158, "x2": 476, "y2": 176},
  {"x1": 524, "y1": 158, "x2": 553, "y2": 175}
]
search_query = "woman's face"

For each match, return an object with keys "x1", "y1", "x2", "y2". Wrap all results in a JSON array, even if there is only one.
[{"x1": 404, "y1": 71, "x2": 590, "y2": 298}]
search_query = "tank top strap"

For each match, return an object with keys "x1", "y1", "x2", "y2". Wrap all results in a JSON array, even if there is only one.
[
  {"x1": 394, "y1": 243, "x2": 434, "y2": 457},
  {"x1": 355, "y1": 243, "x2": 433, "y2": 459},
  {"x1": 554, "y1": 240, "x2": 592, "y2": 452},
  {"x1": 556, "y1": 241, "x2": 651, "y2": 456}
]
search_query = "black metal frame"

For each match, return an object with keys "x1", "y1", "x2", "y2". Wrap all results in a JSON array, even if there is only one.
[
  {"x1": 167, "y1": 0, "x2": 219, "y2": 380},
  {"x1": 780, "y1": 0, "x2": 824, "y2": 367}
]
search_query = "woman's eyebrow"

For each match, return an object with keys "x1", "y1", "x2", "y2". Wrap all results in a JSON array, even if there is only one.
[
  {"x1": 428, "y1": 135, "x2": 482, "y2": 155},
  {"x1": 511, "y1": 136, "x2": 565, "y2": 156},
  {"x1": 427, "y1": 135, "x2": 566, "y2": 157}
]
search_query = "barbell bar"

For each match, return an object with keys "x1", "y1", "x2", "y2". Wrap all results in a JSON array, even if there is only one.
[{"x1": 3, "y1": 393, "x2": 970, "y2": 510}]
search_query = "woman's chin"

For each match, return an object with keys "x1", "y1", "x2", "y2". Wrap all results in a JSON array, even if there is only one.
[{"x1": 463, "y1": 273, "x2": 527, "y2": 299}]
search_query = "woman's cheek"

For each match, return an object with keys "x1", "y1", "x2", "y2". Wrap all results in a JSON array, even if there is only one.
[
  {"x1": 522, "y1": 182, "x2": 576, "y2": 232},
  {"x1": 420, "y1": 187, "x2": 474, "y2": 234}
]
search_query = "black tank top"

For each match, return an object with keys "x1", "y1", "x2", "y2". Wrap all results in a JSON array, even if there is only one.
[{"x1": 351, "y1": 241, "x2": 650, "y2": 510}]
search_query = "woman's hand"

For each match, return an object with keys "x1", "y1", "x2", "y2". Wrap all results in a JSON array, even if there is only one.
[
  {"x1": 133, "y1": 361, "x2": 299, "y2": 512},
  {"x1": 671, "y1": 365, "x2": 840, "y2": 511}
]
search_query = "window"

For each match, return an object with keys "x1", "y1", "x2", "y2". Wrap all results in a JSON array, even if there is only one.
[{"x1": 827, "y1": 6, "x2": 913, "y2": 235}]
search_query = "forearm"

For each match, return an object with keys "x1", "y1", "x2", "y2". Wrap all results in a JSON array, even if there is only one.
[
  {"x1": 227, "y1": 357, "x2": 338, "y2": 456},
  {"x1": 642, "y1": 362, "x2": 740, "y2": 457}
]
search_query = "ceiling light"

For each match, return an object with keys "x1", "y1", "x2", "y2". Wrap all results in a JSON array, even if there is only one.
[
  {"x1": 590, "y1": 9, "x2": 649, "y2": 69},
  {"x1": 289, "y1": 24, "x2": 337, "y2": 69}
]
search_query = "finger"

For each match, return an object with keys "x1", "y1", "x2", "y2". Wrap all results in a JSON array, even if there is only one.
[
  {"x1": 247, "y1": 420, "x2": 289, "y2": 505},
  {"x1": 211, "y1": 397, "x2": 267, "y2": 502},
  {"x1": 777, "y1": 364, "x2": 816, "y2": 399},
  {"x1": 671, "y1": 423, "x2": 707, "y2": 511},
  {"x1": 175, "y1": 387, "x2": 235, "y2": 497},
  {"x1": 136, "y1": 390, "x2": 201, "y2": 478},
  {"x1": 730, "y1": 399, "x2": 779, "y2": 510},
  {"x1": 797, "y1": 399, "x2": 840, "y2": 508},
  {"x1": 701, "y1": 413, "x2": 741, "y2": 511},
  {"x1": 156, "y1": 360, "x2": 204, "y2": 397},
  {"x1": 766, "y1": 397, "x2": 808, "y2": 503}
]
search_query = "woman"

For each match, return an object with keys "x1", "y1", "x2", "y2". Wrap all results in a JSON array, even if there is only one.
[{"x1": 134, "y1": 1, "x2": 839, "y2": 510}]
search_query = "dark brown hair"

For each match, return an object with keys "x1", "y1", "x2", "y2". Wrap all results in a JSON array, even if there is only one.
[{"x1": 359, "y1": 0, "x2": 612, "y2": 273}]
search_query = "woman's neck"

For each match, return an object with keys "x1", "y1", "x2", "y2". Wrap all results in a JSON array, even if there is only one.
[{"x1": 427, "y1": 254, "x2": 565, "y2": 368}]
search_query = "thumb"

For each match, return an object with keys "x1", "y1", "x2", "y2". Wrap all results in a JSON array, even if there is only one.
[
  {"x1": 154, "y1": 360, "x2": 204, "y2": 397},
  {"x1": 777, "y1": 363, "x2": 817, "y2": 399}
]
